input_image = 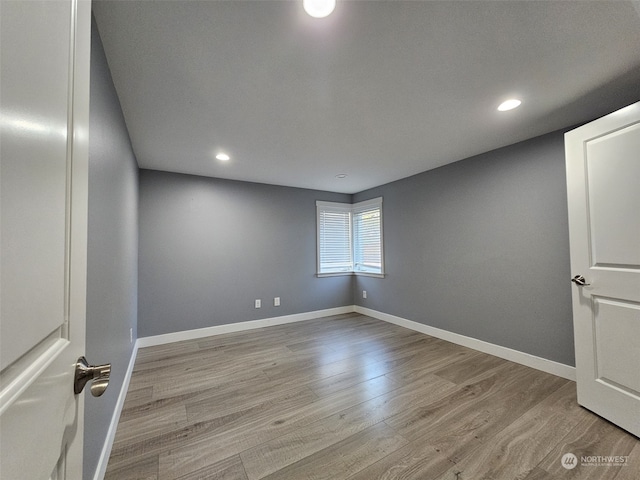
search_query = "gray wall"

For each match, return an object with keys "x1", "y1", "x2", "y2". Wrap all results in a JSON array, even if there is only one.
[
  {"x1": 85, "y1": 16, "x2": 139, "y2": 480},
  {"x1": 138, "y1": 170, "x2": 352, "y2": 337},
  {"x1": 353, "y1": 130, "x2": 575, "y2": 366}
]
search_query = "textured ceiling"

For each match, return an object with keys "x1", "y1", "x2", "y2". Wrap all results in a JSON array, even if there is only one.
[{"x1": 93, "y1": 0, "x2": 640, "y2": 194}]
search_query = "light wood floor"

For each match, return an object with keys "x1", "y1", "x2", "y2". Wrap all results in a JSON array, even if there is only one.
[{"x1": 105, "y1": 313, "x2": 639, "y2": 480}]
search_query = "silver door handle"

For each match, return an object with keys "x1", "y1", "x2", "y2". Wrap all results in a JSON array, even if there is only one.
[
  {"x1": 74, "y1": 356, "x2": 111, "y2": 396},
  {"x1": 571, "y1": 275, "x2": 590, "y2": 286}
]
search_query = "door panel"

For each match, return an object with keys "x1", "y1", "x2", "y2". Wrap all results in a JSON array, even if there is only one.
[
  {"x1": 0, "y1": 0, "x2": 70, "y2": 372},
  {"x1": 586, "y1": 124, "x2": 640, "y2": 268},
  {"x1": 593, "y1": 297, "x2": 640, "y2": 395},
  {"x1": 565, "y1": 101, "x2": 640, "y2": 438},
  {"x1": 0, "y1": 0, "x2": 91, "y2": 478}
]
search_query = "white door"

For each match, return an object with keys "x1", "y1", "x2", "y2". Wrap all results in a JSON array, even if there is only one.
[
  {"x1": 1, "y1": 0, "x2": 91, "y2": 478},
  {"x1": 565, "y1": 101, "x2": 640, "y2": 438}
]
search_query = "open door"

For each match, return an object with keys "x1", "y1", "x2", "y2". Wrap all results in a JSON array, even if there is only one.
[
  {"x1": 1, "y1": 0, "x2": 93, "y2": 478},
  {"x1": 565, "y1": 101, "x2": 640, "y2": 438}
]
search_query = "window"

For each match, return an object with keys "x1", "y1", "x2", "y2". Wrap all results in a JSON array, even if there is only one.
[
  {"x1": 316, "y1": 202, "x2": 353, "y2": 274},
  {"x1": 353, "y1": 199, "x2": 383, "y2": 274},
  {"x1": 316, "y1": 197, "x2": 384, "y2": 277}
]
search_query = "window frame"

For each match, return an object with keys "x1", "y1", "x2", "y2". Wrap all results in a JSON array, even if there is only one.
[{"x1": 316, "y1": 197, "x2": 384, "y2": 278}]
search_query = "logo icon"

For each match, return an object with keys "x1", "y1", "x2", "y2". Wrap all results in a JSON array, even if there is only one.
[{"x1": 561, "y1": 453, "x2": 578, "y2": 470}]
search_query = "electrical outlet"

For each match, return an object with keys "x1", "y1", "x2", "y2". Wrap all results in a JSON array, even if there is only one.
[
  {"x1": 255, "y1": 299, "x2": 261, "y2": 308},
  {"x1": 274, "y1": 297, "x2": 280, "y2": 307},
  {"x1": 129, "y1": 328, "x2": 133, "y2": 344},
  {"x1": 363, "y1": 290, "x2": 367, "y2": 299}
]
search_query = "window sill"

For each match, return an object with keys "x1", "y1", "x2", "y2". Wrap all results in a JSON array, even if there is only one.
[
  {"x1": 317, "y1": 272, "x2": 385, "y2": 278},
  {"x1": 317, "y1": 272, "x2": 352, "y2": 278}
]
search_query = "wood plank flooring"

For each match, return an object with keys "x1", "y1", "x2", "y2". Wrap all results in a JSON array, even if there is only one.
[{"x1": 105, "y1": 313, "x2": 639, "y2": 480}]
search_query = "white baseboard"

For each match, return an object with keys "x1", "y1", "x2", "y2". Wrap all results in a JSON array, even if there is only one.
[
  {"x1": 93, "y1": 341, "x2": 139, "y2": 480},
  {"x1": 137, "y1": 306, "x2": 355, "y2": 348},
  {"x1": 355, "y1": 305, "x2": 576, "y2": 381},
  {"x1": 138, "y1": 304, "x2": 576, "y2": 377}
]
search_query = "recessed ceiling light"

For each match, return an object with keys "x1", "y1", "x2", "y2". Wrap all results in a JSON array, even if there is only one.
[
  {"x1": 215, "y1": 152, "x2": 230, "y2": 161},
  {"x1": 497, "y1": 99, "x2": 522, "y2": 112},
  {"x1": 303, "y1": 0, "x2": 336, "y2": 18},
  {"x1": 336, "y1": 173, "x2": 347, "y2": 179}
]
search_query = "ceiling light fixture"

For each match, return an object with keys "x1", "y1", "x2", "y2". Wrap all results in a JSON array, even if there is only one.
[
  {"x1": 303, "y1": 0, "x2": 336, "y2": 18},
  {"x1": 497, "y1": 99, "x2": 522, "y2": 112},
  {"x1": 215, "y1": 152, "x2": 230, "y2": 161},
  {"x1": 336, "y1": 173, "x2": 347, "y2": 179}
]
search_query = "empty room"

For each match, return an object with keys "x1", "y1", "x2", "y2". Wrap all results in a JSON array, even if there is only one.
[{"x1": 1, "y1": 1, "x2": 639, "y2": 479}]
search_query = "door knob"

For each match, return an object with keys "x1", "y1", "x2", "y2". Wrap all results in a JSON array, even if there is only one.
[
  {"x1": 571, "y1": 275, "x2": 590, "y2": 286},
  {"x1": 74, "y1": 356, "x2": 111, "y2": 396}
]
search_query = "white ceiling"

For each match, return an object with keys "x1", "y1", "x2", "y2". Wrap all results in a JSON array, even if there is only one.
[{"x1": 93, "y1": 0, "x2": 640, "y2": 194}]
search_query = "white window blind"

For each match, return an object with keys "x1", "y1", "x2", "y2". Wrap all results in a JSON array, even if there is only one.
[
  {"x1": 316, "y1": 198, "x2": 383, "y2": 276},
  {"x1": 317, "y1": 203, "x2": 352, "y2": 274},
  {"x1": 353, "y1": 202, "x2": 382, "y2": 274}
]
